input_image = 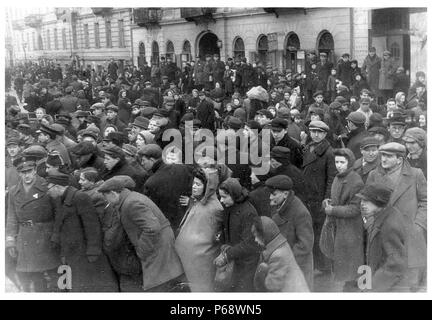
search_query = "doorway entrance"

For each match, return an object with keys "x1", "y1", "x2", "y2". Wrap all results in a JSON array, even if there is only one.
[
  {"x1": 197, "y1": 32, "x2": 220, "y2": 60},
  {"x1": 317, "y1": 31, "x2": 335, "y2": 63}
]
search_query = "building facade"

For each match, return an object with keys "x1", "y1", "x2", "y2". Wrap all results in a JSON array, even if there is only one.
[
  {"x1": 6, "y1": 7, "x2": 134, "y2": 70},
  {"x1": 130, "y1": 7, "x2": 427, "y2": 81}
]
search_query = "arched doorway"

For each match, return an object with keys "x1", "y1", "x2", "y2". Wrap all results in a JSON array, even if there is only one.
[
  {"x1": 182, "y1": 40, "x2": 192, "y2": 64},
  {"x1": 197, "y1": 32, "x2": 220, "y2": 60},
  {"x1": 233, "y1": 37, "x2": 245, "y2": 59},
  {"x1": 151, "y1": 41, "x2": 159, "y2": 66},
  {"x1": 257, "y1": 35, "x2": 268, "y2": 64},
  {"x1": 138, "y1": 42, "x2": 146, "y2": 68},
  {"x1": 285, "y1": 33, "x2": 300, "y2": 72},
  {"x1": 317, "y1": 31, "x2": 334, "y2": 62}
]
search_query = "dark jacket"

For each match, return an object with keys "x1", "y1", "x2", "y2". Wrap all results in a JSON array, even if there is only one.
[
  {"x1": 222, "y1": 198, "x2": 261, "y2": 292},
  {"x1": 101, "y1": 159, "x2": 145, "y2": 192},
  {"x1": 346, "y1": 126, "x2": 370, "y2": 159},
  {"x1": 337, "y1": 60, "x2": 353, "y2": 87},
  {"x1": 51, "y1": 187, "x2": 118, "y2": 292},
  {"x1": 143, "y1": 160, "x2": 194, "y2": 231},
  {"x1": 353, "y1": 157, "x2": 380, "y2": 183},
  {"x1": 59, "y1": 94, "x2": 79, "y2": 114},
  {"x1": 196, "y1": 99, "x2": 215, "y2": 131},
  {"x1": 272, "y1": 193, "x2": 314, "y2": 290},
  {"x1": 6, "y1": 177, "x2": 61, "y2": 273},
  {"x1": 407, "y1": 148, "x2": 427, "y2": 179},
  {"x1": 366, "y1": 206, "x2": 409, "y2": 292},
  {"x1": 270, "y1": 134, "x2": 304, "y2": 169}
]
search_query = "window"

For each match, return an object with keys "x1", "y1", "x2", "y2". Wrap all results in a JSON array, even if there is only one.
[
  {"x1": 390, "y1": 42, "x2": 401, "y2": 60},
  {"x1": 182, "y1": 40, "x2": 192, "y2": 62},
  {"x1": 62, "y1": 28, "x2": 67, "y2": 50},
  {"x1": 105, "y1": 20, "x2": 112, "y2": 48},
  {"x1": 32, "y1": 32, "x2": 36, "y2": 51},
  {"x1": 54, "y1": 28, "x2": 58, "y2": 50},
  {"x1": 94, "y1": 23, "x2": 100, "y2": 48},
  {"x1": 152, "y1": 41, "x2": 159, "y2": 66},
  {"x1": 84, "y1": 24, "x2": 89, "y2": 48},
  {"x1": 38, "y1": 34, "x2": 43, "y2": 51},
  {"x1": 257, "y1": 35, "x2": 268, "y2": 64},
  {"x1": 46, "y1": 30, "x2": 51, "y2": 50},
  {"x1": 138, "y1": 42, "x2": 146, "y2": 67},
  {"x1": 72, "y1": 22, "x2": 78, "y2": 49},
  {"x1": 166, "y1": 40, "x2": 174, "y2": 60},
  {"x1": 233, "y1": 37, "x2": 245, "y2": 59},
  {"x1": 118, "y1": 19, "x2": 125, "y2": 47}
]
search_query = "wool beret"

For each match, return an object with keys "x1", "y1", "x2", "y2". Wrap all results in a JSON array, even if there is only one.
[
  {"x1": 356, "y1": 183, "x2": 392, "y2": 207},
  {"x1": 346, "y1": 112, "x2": 366, "y2": 125},
  {"x1": 265, "y1": 175, "x2": 293, "y2": 191},
  {"x1": 70, "y1": 141, "x2": 96, "y2": 156},
  {"x1": 98, "y1": 175, "x2": 136, "y2": 193},
  {"x1": 270, "y1": 118, "x2": 288, "y2": 131},
  {"x1": 402, "y1": 127, "x2": 427, "y2": 148},
  {"x1": 379, "y1": 142, "x2": 406, "y2": 156},
  {"x1": 22, "y1": 145, "x2": 48, "y2": 159},
  {"x1": 329, "y1": 101, "x2": 342, "y2": 110},
  {"x1": 360, "y1": 136, "x2": 381, "y2": 149},
  {"x1": 228, "y1": 117, "x2": 243, "y2": 130},
  {"x1": 103, "y1": 145, "x2": 125, "y2": 159},
  {"x1": 122, "y1": 144, "x2": 138, "y2": 157},
  {"x1": 137, "y1": 144, "x2": 162, "y2": 159},
  {"x1": 46, "y1": 173, "x2": 70, "y2": 186},
  {"x1": 308, "y1": 120, "x2": 329, "y2": 132},
  {"x1": 13, "y1": 156, "x2": 37, "y2": 172},
  {"x1": 257, "y1": 109, "x2": 274, "y2": 120}
]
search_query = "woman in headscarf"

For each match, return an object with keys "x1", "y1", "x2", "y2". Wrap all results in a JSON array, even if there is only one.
[
  {"x1": 175, "y1": 168, "x2": 224, "y2": 292},
  {"x1": 321, "y1": 148, "x2": 364, "y2": 292}
]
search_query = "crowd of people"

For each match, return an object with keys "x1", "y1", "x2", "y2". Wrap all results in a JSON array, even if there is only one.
[{"x1": 4, "y1": 46, "x2": 427, "y2": 293}]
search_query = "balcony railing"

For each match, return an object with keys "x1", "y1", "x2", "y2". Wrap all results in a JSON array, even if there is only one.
[
  {"x1": 180, "y1": 8, "x2": 216, "y2": 22},
  {"x1": 133, "y1": 8, "x2": 162, "y2": 28},
  {"x1": 24, "y1": 14, "x2": 43, "y2": 29}
]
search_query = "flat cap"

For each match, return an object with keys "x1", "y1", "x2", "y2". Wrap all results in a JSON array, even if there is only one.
[
  {"x1": 57, "y1": 112, "x2": 72, "y2": 120},
  {"x1": 98, "y1": 175, "x2": 136, "y2": 193},
  {"x1": 13, "y1": 156, "x2": 37, "y2": 172},
  {"x1": 379, "y1": 142, "x2": 406, "y2": 156},
  {"x1": 228, "y1": 117, "x2": 243, "y2": 130},
  {"x1": 356, "y1": 183, "x2": 392, "y2": 207},
  {"x1": 360, "y1": 136, "x2": 381, "y2": 149},
  {"x1": 103, "y1": 145, "x2": 125, "y2": 159},
  {"x1": 75, "y1": 110, "x2": 90, "y2": 118},
  {"x1": 313, "y1": 90, "x2": 324, "y2": 98},
  {"x1": 132, "y1": 116, "x2": 150, "y2": 130},
  {"x1": 90, "y1": 102, "x2": 105, "y2": 110},
  {"x1": 329, "y1": 101, "x2": 342, "y2": 110},
  {"x1": 17, "y1": 124, "x2": 33, "y2": 136},
  {"x1": 137, "y1": 144, "x2": 162, "y2": 159},
  {"x1": 70, "y1": 141, "x2": 96, "y2": 156},
  {"x1": 103, "y1": 132, "x2": 125, "y2": 146},
  {"x1": 346, "y1": 112, "x2": 366, "y2": 125},
  {"x1": 265, "y1": 175, "x2": 293, "y2": 191},
  {"x1": 51, "y1": 123, "x2": 66, "y2": 135},
  {"x1": 308, "y1": 120, "x2": 329, "y2": 132},
  {"x1": 22, "y1": 145, "x2": 48, "y2": 159},
  {"x1": 7, "y1": 137, "x2": 21, "y2": 146},
  {"x1": 141, "y1": 107, "x2": 158, "y2": 119},
  {"x1": 122, "y1": 144, "x2": 138, "y2": 157},
  {"x1": 270, "y1": 118, "x2": 288, "y2": 131},
  {"x1": 81, "y1": 129, "x2": 99, "y2": 141},
  {"x1": 36, "y1": 123, "x2": 61, "y2": 136},
  {"x1": 46, "y1": 173, "x2": 70, "y2": 186},
  {"x1": 271, "y1": 146, "x2": 291, "y2": 160},
  {"x1": 106, "y1": 105, "x2": 119, "y2": 112},
  {"x1": 368, "y1": 126, "x2": 389, "y2": 137},
  {"x1": 246, "y1": 120, "x2": 261, "y2": 130},
  {"x1": 153, "y1": 109, "x2": 170, "y2": 118},
  {"x1": 319, "y1": 52, "x2": 328, "y2": 57}
]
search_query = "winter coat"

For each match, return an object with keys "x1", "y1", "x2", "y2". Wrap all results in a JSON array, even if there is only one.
[
  {"x1": 175, "y1": 170, "x2": 224, "y2": 291},
  {"x1": 59, "y1": 94, "x2": 79, "y2": 114},
  {"x1": 117, "y1": 189, "x2": 184, "y2": 290},
  {"x1": 326, "y1": 169, "x2": 364, "y2": 282},
  {"x1": 316, "y1": 61, "x2": 334, "y2": 91},
  {"x1": 249, "y1": 182, "x2": 272, "y2": 217},
  {"x1": 366, "y1": 206, "x2": 410, "y2": 292},
  {"x1": 272, "y1": 193, "x2": 314, "y2": 290},
  {"x1": 270, "y1": 134, "x2": 304, "y2": 169},
  {"x1": 51, "y1": 187, "x2": 119, "y2": 292},
  {"x1": 46, "y1": 140, "x2": 72, "y2": 165},
  {"x1": 101, "y1": 159, "x2": 145, "y2": 192},
  {"x1": 353, "y1": 157, "x2": 380, "y2": 183},
  {"x1": 302, "y1": 139, "x2": 337, "y2": 209},
  {"x1": 337, "y1": 61, "x2": 353, "y2": 87},
  {"x1": 254, "y1": 219, "x2": 309, "y2": 292},
  {"x1": 118, "y1": 98, "x2": 132, "y2": 124},
  {"x1": 379, "y1": 58, "x2": 397, "y2": 90},
  {"x1": 143, "y1": 160, "x2": 194, "y2": 231},
  {"x1": 361, "y1": 55, "x2": 381, "y2": 92},
  {"x1": 194, "y1": 60, "x2": 206, "y2": 86},
  {"x1": 197, "y1": 99, "x2": 215, "y2": 131},
  {"x1": 407, "y1": 148, "x2": 427, "y2": 179},
  {"x1": 366, "y1": 162, "x2": 427, "y2": 269},
  {"x1": 346, "y1": 127, "x2": 370, "y2": 159},
  {"x1": 6, "y1": 177, "x2": 61, "y2": 273}
]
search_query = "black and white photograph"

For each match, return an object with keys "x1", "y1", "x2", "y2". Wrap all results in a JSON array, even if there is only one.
[{"x1": 1, "y1": 2, "x2": 429, "y2": 300}]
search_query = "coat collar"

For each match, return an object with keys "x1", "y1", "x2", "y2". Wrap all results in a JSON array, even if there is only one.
[
  {"x1": 277, "y1": 192, "x2": 295, "y2": 218},
  {"x1": 262, "y1": 234, "x2": 287, "y2": 261},
  {"x1": 303, "y1": 139, "x2": 331, "y2": 167},
  {"x1": 62, "y1": 186, "x2": 78, "y2": 206},
  {"x1": 117, "y1": 188, "x2": 132, "y2": 211}
]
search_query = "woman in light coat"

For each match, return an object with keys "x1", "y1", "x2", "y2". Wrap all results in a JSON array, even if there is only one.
[
  {"x1": 175, "y1": 168, "x2": 224, "y2": 292},
  {"x1": 321, "y1": 148, "x2": 364, "y2": 291}
]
